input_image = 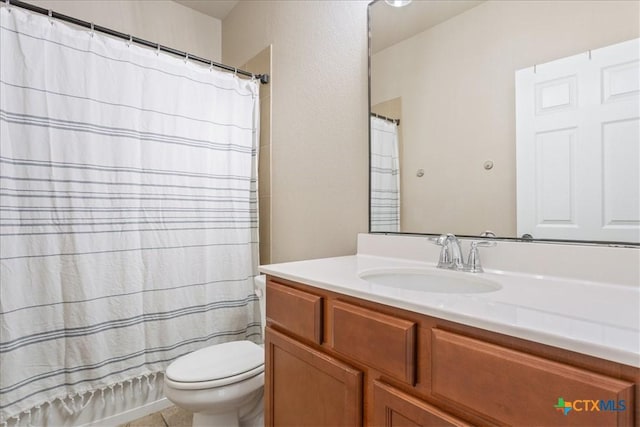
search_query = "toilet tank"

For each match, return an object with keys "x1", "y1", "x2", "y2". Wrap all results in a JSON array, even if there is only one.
[{"x1": 253, "y1": 275, "x2": 266, "y2": 342}]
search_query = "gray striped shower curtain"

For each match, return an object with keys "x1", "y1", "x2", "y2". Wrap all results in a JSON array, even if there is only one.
[{"x1": 0, "y1": 7, "x2": 260, "y2": 424}]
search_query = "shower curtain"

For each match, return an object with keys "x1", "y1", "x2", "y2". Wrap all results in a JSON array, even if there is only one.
[
  {"x1": 0, "y1": 7, "x2": 260, "y2": 424},
  {"x1": 370, "y1": 116, "x2": 400, "y2": 232}
]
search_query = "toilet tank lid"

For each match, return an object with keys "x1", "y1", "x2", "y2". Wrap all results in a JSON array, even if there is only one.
[{"x1": 165, "y1": 340, "x2": 264, "y2": 383}]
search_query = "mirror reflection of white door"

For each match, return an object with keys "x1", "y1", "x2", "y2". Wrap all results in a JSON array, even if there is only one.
[{"x1": 516, "y1": 38, "x2": 640, "y2": 243}]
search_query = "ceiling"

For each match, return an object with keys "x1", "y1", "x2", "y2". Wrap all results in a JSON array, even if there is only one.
[
  {"x1": 174, "y1": 0, "x2": 240, "y2": 20},
  {"x1": 174, "y1": 0, "x2": 484, "y2": 52}
]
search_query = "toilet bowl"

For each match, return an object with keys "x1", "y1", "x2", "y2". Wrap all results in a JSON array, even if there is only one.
[{"x1": 163, "y1": 275, "x2": 267, "y2": 427}]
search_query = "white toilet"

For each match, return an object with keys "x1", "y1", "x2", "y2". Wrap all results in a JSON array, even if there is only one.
[{"x1": 163, "y1": 276, "x2": 267, "y2": 427}]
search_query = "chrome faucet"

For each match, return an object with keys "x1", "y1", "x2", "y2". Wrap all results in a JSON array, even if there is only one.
[{"x1": 433, "y1": 233, "x2": 495, "y2": 273}]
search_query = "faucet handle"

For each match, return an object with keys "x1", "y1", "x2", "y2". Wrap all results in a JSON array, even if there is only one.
[
  {"x1": 477, "y1": 231, "x2": 497, "y2": 247},
  {"x1": 465, "y1": 240, "x2": 496, "y2": 273},
  {"x1": 475, "y1": 240, "x2": 497, "y2": 248},
  {"x1": 480, "y1": 230, "x2": 496, "y2": 238},
  {"x1": 465, "y1": 241, "x2": 483, "y2": 273}
]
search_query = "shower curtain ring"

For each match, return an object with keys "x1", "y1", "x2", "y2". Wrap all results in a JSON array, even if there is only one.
[
  {"x1": 234, "y1": 67, "x2": 238, "y2": 76},
  {"x1": 209, "y1": 60, "x2": 214, "y2": 72},
  {"x1": 127, "y1": 34, "x2": 132, "y2": 47},
  {"x1": 156, "y1": 43, "x2": 160, "y2": 56},
  {"x1": 184, "y1": 53, "x2": 189, "y2": 64},
  {"x1": 48, "y1": 10, "x2": 54, "y2": 25},
  {"x1": 90, "y1": 22, "x2": 94, "y2": 38}
]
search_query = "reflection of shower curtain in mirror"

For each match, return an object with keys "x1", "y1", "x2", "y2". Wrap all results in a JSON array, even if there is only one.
[{"x1": 370, "y1": 117, "x2": 400, "y2": 232}]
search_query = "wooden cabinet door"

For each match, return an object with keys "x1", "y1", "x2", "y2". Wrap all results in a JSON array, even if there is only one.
[
  {"x1": 265, "y1": 327, "x2": 363, "y2": 427},
  {"x1": 373, "y1": 381, "x2": 471, "y2": 427}
]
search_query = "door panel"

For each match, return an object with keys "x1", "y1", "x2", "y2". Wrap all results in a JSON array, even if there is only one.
[
  {"x1": 373, "y1": 381, "x2": 471, "y2": 427},
  {"x1": 265, "y1": 327, "x2": 363, "y2": 427}
]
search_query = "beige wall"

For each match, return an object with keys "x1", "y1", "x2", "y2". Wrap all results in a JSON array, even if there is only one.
[
  {"x1": 240, "y1": 47, "x2": 273, "y2": 265},
  {"x1": 223, "y1": 1, "x2": 369, "y2": 263},
  {"x1": 372, "y1": 0, "x2": 640, "y2": 237},
  {"x1": 29, "y1": 0, "x2": 222, "y2": 61}
]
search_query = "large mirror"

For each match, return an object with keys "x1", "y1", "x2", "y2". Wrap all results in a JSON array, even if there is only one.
[{"x1": 369, "y1": 0, "x2": 640, "y2": 245}]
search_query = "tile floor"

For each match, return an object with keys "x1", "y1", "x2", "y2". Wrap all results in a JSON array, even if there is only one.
[{"x1": 121, "y1": 405, "x2": 192, "y2": 427}]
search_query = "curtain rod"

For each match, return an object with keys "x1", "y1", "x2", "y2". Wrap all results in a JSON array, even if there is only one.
[
  {"x1": 371, "y1": 112, "x2": 400, "y2": 126},
  {"x1": 0, "y1": 0, "x2": 270, "y2": 84}
]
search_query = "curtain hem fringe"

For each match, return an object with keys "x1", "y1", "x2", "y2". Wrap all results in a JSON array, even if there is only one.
[{"x1": 1, "y1": 371, "x2": 165, "y2": 427}]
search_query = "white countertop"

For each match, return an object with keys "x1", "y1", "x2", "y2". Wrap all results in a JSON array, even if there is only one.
[{"x1": 260, "y1": 254, "x2": 640, "y2": 368}]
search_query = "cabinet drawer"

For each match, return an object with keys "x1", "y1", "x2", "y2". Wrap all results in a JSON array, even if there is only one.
[
  {"x1": 431, "y1": 329, "x2": 634, "y2": 426},
  {"x1": 331, "y1": 300, "x2": 416, "y2": 384},
  {"x1": 266, "y1": 279, "x2": 322, "y2": 344}
]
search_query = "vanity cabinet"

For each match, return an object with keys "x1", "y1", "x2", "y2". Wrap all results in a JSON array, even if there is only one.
[{"x1": 264, "y1": 275, "x2": 639, "y2": 426}]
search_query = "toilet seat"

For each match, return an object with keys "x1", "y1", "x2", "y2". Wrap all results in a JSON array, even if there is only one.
[
  {"x1": 165, "y1": 340, "x2": 264, "y2": 390},
  {"x1": 165, "y1": 365, "x2": 264, "y2": 390}
]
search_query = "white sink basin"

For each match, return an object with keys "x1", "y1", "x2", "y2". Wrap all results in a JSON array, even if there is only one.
[{"x1": 359, "y1": 268, "x2": 502, "y2": 294}]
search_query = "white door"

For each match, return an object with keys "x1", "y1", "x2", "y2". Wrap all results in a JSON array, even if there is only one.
[{"x1": 516, "y1": 38, "x2": 639, "y2": 243}]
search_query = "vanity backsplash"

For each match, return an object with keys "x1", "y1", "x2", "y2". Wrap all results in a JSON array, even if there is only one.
[{"x1": 359, "y1": 233, "x2": 640, "y2": 287}]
